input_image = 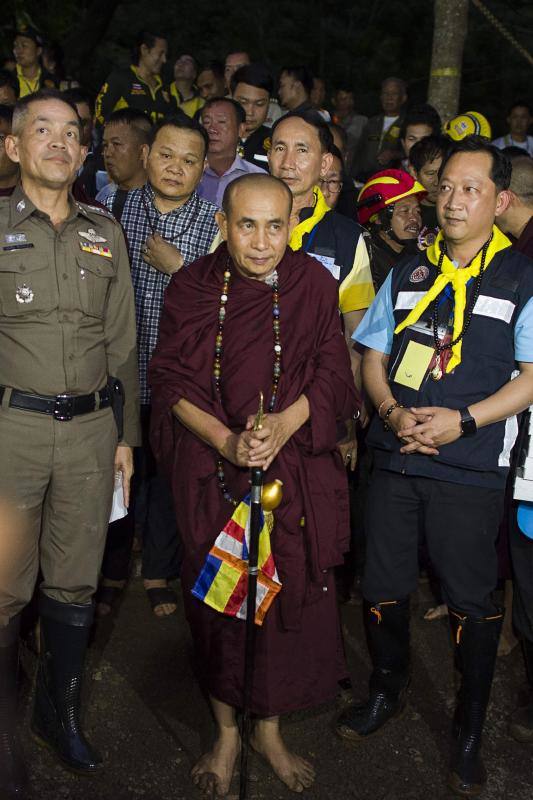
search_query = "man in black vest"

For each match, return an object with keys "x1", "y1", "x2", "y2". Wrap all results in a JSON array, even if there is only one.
[
  {"x1": 337, "y1": 137, "x2": 533, "y2": 797},
  {"x1": 230, "y1": 63, "x2": 273, "y2": 169}
]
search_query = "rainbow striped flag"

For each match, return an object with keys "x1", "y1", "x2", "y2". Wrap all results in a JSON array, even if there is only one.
[{"x1": 191, "y1": 495, "x2": 282, "y2": 625}]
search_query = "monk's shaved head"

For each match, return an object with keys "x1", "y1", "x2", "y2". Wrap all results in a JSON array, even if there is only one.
[
  {"x1": 222, "y1": 173, "x2": 293, "y2": 218},
  {"x1": 216, "y1": 173, "x2": 291, "y2": 281}
]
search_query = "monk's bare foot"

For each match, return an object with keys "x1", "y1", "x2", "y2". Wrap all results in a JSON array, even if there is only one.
[
  {"x1": 191, "y1": 728, "x2": 240, "y2": 797},
  {"x1": 144, "y1": 578, "x2": 177, "y2": 617},
  {"x1": 252, "y1": 718, "x2": 315, "y2": 793}
]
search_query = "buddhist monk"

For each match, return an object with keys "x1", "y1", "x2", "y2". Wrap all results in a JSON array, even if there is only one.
[{"x1": 149, "y1": 173, "x2": 358, "y2": 796}]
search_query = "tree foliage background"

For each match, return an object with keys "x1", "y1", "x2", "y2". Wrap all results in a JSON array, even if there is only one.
[{"x1": 1, "y1": 0, "x2": 531, "y2": 136}]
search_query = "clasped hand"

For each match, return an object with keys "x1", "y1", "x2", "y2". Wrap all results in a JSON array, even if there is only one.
[
  {"x1": 388, "y1": 406, "x2": 462, "y2": 455},
  {"x1": 221, "y1": 413, "x2": 291, "y2": 471},
  {"x1": 142, "y1": 234, "x2": 183, "y2": 275}
]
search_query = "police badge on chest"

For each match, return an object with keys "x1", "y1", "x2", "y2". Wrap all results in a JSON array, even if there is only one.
[{"x1": 15, "y1": 284, "x2": 34, "y2": 304}]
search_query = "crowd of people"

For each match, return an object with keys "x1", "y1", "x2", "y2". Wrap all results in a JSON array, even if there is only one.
[{"x1": 0, "y1": 21, "x2": 532, "y2": 800}]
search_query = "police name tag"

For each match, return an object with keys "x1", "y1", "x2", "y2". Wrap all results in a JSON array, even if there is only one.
[{"x1": 309, "y1": 253, "x2": 341, "y2": 281}]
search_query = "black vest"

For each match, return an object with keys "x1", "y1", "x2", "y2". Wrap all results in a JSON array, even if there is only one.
[{"x1": 367, "y1": 246, "x2": 533, "y2": 488}]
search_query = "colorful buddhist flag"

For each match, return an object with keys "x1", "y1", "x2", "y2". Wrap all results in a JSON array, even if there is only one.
[{"x1": 192, "y1": 495, "x2": 282, "y2": 625}]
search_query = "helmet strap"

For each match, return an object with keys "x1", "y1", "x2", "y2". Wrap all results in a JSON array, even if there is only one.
[{"x1": 379, "y1": 205, "x2": 416, "y2": 247}]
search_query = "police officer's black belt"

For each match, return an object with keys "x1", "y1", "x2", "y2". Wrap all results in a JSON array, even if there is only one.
[{"x1": 0, "y1": 386, "x2": 111, "y2": 421}]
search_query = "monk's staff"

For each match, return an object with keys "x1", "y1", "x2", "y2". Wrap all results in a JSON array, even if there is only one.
[{"x1": 239, "y1": 395, "x2": 265, "y2": 800}]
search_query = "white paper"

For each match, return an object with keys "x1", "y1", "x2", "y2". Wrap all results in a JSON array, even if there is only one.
[
  {"x1": 309, "y1": 253, "x2": 341, "y2": 280},
  {"x1": 109, "y1": 473, "x2": 127, "y2": 523},
  {"x1": 514, "y1": 476, "x2": 533, "y2": 502}
]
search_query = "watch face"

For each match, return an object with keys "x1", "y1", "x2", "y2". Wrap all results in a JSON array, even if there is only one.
[{"x1": 461, "y1": 413, "x2": 476, "y2": 437}]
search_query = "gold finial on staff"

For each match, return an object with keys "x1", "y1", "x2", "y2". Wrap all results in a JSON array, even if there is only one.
[{"x1": 253, "y1": 391, "x2": 264, "y2": 431}]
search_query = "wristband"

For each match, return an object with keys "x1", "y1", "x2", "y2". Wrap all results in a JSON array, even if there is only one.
[
  {"x1": 378, "y1": 398, "x2": 394, "y2": 419},
  {"x1": 383, "y1": 402, "x2": 403, "y2": 431}
]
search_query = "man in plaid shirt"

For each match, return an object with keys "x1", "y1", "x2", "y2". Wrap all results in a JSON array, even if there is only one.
[{"x1": 102, "y1": 116, "x2": 218, "y2": 617}]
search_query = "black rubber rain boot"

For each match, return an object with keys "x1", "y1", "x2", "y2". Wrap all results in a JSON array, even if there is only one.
[
  {"x1": 448, "y1": 608, "x2": 503, "y2": 797},
  {"x1": 31, "y1": 595, "x2": 103, "y2": 774},
  {"x1": 509, "y1": 638, "x2": 533, "y2": 743},
  {"x1": 0, "y1": 614, "x2": 28, "y2": 797},
  {"x1": 336, "y1": 598, "x2": 410, "y2": 742}
]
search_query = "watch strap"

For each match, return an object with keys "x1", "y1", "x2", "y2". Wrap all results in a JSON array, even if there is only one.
[{"x1": 459, "y1": 407, "x2": 477, "y2": 437}]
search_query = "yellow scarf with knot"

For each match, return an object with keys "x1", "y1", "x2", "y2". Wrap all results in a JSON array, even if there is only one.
[
  {"x1": 289, "y1": 186, "x2": 331, "y2": 251},
  {"x1": 394, "y1": 225, "x2": 511, "y2": 374}
]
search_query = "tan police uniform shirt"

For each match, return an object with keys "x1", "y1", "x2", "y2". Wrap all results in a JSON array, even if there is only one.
[{"x1": 0, "y1": 185, "x2": 140, "y2": 447}]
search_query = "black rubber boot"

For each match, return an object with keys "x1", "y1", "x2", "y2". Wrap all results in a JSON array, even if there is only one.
[
  {"x1": 0, "y1": 615, "x2": 28, "y2": 797},
  {"x1": 509, "y1": 638, "x2": 533, "y2": 743},
  {"x1": 31, "y1": 595, "x2": 103, "y2": 774},
  {"x1": 336, "y1": 598, "x2": 410, "y2": 742},
  {"x1": 448, "y1": 608, "x2": 503, "y2": 797}
]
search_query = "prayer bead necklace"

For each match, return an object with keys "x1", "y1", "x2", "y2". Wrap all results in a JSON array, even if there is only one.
[
  {"x1": 430, "y1": 235, "x2": 491, "y2": 381},
  {"x1": 214, "y1": 262, "x2": 281, "y2": 505}
]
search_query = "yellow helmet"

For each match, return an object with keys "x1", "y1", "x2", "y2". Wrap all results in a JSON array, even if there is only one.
[{"x1": 445, "y1": 111, "x2": 492, "y2": 141}]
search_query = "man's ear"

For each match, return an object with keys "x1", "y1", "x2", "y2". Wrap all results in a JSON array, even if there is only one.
[
  {"x1": 77, "y1": 145, "x2": 88, "y2": 171},
  {"x1": 215, "y1": 210, "x2": 228, "y2": 239},
  {"x1": 140, "y1": 143, "x2": 149, "y2": 165},
  {"x1": 4, "y1": 134, "x2": 20, "y2": 164},
  {"x1": 238, "y1": 122, "x2": 247, "y2": 141},
  {"x1": 406, "y1": 163, "x2": 416, "y2": 179},
  {"x1": 495, "y1": 190, "x2": 512, "y2": 218},
  {"x1": 142, "y1": 145, "x2": 150, "y2": 171},
  {"x1": 319, "y1": 151, "x2": 334, "y2": 178}
]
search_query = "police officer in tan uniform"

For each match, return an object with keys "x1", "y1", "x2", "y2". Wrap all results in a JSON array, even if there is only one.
[{"x1": 0, "y1": 89, "x2": 139, "y2": 796}]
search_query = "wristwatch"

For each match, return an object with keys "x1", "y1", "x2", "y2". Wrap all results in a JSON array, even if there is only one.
[{"x1": 459, "y1": 408, "x2": 477, "y2": 437}]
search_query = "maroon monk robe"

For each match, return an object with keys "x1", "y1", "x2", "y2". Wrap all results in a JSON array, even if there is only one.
[{"x1": 149, "y1": 242, "x2": 359, "y2": 716}]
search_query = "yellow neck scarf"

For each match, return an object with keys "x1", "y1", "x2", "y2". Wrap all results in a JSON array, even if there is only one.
[
  {"x1": 394, "y1": 225, "x2": 511, "y2": 374},
  {"x1": 289, "y1": 186, "x2": 331, "y2": 251},
  {"x1": 17, "y1": 64, "x2": 41, "y2": 97}
]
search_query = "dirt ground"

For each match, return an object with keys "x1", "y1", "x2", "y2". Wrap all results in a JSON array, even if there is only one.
[{"x1": 18, "y1": 576, "x2": 533, "y2": 800}]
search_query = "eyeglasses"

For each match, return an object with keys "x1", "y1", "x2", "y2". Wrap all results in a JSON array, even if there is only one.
[{"x1": 320, "y1": 178, "x2": 343, "y2": 193}]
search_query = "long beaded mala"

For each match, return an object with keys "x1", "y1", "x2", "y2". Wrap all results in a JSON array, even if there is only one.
[
  {"x1": 214, "y1": 262, "x2": 282, "y2": 505},
  {"x1": 430, "y1": 235, "x2": 491, "y2": 381}
]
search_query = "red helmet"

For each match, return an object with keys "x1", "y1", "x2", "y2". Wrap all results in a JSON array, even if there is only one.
[{"x1": 357, "y1": 169, "x2": 426, "y2": 226}]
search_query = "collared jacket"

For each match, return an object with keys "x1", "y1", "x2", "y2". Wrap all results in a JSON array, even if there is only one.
[
  {"x1": 95, "y1": 65, "x2": 172, "y2": 126},
  {"x1": 351, "y1": 112, "x2": 405, "y2": 181},
  {"x1": 0, "y1": 185, "x2": 140, "y2": 446}
]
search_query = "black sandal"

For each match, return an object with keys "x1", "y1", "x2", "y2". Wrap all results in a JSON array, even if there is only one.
[{"x1": 145, "y1": 587, "x2": 178, "y2": 616}]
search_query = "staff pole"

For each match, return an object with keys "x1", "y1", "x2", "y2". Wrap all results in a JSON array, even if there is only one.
[{"x1": 239, "y1": 464, "x2": 263, "y2": 800}]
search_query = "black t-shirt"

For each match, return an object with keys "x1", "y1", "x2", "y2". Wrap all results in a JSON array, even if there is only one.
[{"x1": 241, "y1": 126, "x2": 270, "y2": 170}]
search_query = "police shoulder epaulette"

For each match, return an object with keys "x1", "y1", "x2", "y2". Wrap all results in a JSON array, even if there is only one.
[{"x1": 78, "y1": 203, "x2": 117, "y2": 223}]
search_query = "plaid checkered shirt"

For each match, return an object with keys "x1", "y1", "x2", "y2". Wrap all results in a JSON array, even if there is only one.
[{"x1": 104, "y1": 183, "x2": 218, "y2": 404}]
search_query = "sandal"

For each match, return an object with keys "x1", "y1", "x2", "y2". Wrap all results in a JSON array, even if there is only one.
[{"x1": 145, "y1": 587, "x2": 178, "y2": 617}]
